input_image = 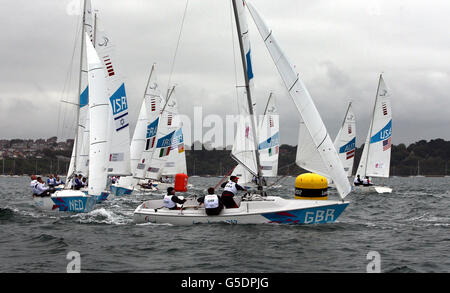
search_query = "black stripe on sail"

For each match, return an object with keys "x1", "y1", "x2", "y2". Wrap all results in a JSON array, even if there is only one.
[
  {"x1": 114, "y1": 112, "x2": 128, "y2": 120},
  {"x1": 116, "y1": 123, "x2": 129, "y2": 131}
]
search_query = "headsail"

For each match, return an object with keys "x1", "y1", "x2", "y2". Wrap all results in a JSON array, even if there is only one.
[
  {"x1": 334, "y1": 102, "x2": 356, "y2": 177},
  {"x1": 258, "y1": 93, "x2": 279, "y2": 177},
  {"x1": 355, "y1": 75, "x2": 392, "y2": 178},
  {"x1": 246, "y1": 1, "x2": 351, "y2": 199}
]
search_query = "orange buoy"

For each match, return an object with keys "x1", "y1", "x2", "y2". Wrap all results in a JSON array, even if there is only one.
[{"x1": 174, "y1": 173, "x2": 188, "y2": 192}]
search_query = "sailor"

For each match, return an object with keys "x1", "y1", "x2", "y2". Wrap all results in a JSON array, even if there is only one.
[
  {"x1": 197, "y1": 187, "x2": 223, "y2": 216},
  {"x1": 354, "y1": 175, "x2": 362, "y2": 186},
  {"x1": 73, "y1": 174, "x2": 83, "y2": 190},
  {"x1": 34, "y1": 177, "x2": 55, "y2": 197},
  {"x1": 81, "y1": 177, "x2": 88, "y2": 188},
  {"x1": 54, "y1": 176, "x2": 64, "y2": 186},
  {"x1": 30, "y1": 175, "x2": 38, "y2": 195},
  {"x1": 163, "y1": 187, "x2": 187, "y2": 210},
  {"x1": 47, "y1": 174, "x2": 56, "y2": 188},
  {"x1": 220, "y1": 176, "x2": 247, "y2": 208},
  {"x1": 139, "y1": 179, "x2": 153, "y2": 189},
  {"x1": 362, "y1": 176, "x2": 373, "y2": 186}
]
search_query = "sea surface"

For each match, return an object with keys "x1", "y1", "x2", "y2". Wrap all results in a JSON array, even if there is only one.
[{"x1": 0, "y1": 175, "x2": 449, "y2": 273}]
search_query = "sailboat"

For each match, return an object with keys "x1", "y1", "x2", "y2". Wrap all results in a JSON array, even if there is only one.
[
  {"x1": 133, "y1": 0, "x2": 351, "y2": 225},
  {"x1": 354, "y1": 74, "x2": 393, "y2": 193},
  {"x1": 145, "y1": 86, "x2": 187, "y2": 191},
  {"x1": 110, "y1": 64, "x2": 163, "y2": 195},
  {"x1": 415, "y1": 160, "x2": 425, "y2": 177},
  {"x1": 34, "y1": 0, "x2": 131, "y2": 211},
  {"x1": 232, "y1": 92, "x2": 280, "y2": 189}
]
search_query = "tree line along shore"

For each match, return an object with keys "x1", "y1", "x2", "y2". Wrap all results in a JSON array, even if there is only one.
[{"x1": 0, "y1": 138, "x2": 448, "y2": 177}]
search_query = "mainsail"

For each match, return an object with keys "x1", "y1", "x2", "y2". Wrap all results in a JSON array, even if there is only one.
[
  {"x1": 334, "y1": 102, "x2": 356, "y2": 177},
  {"x1": 86, "y1": 35, "x2": 109, "y2": 196},
  {"x1": 94, "y1": 16, "x2": 131, "y2": 176},
  {"x1": 246, "y1": 1, "x2": 351, "y2": 199},
  {"x1": 355, "y1": 75, "x2": 392, "y2": 178}
]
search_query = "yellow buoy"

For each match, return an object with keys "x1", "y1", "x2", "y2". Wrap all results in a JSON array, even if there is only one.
[{"x1": 295, "y1": 173, "x2": 328, "y2": 200}]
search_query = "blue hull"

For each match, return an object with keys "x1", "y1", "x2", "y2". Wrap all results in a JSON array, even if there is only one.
[
  {"x1": 261, "y1": 203, "x2": 349, "y2": 224},
  {"x1": 95, "y1": 192, "x2": 110, "y2": 203},
  {"x1": 110, "y1": 185, "x2": 133, "y2": 196},
  {"x1": 51, "y1": 196, "x2": 96, "y2": 213}
]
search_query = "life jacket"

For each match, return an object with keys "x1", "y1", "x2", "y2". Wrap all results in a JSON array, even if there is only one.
[
  {"x1": 35, "y1": 182, "x2": 48, "y2": 195},
  {"x1": 354, "y1": 177, "x2": 361, "y2": 184},
  {"x1": 163, "y1": 194, "x2": 176, "y2": 209},
  {"x1": 223, "y1": 181, "x2": 238, "y2": 195},
  {"x1": 204, "y1": 194, "x2": 219, "y2": 209},
  {"x1": 30, "y1": 180, "x2": 38, "y2": 194}
]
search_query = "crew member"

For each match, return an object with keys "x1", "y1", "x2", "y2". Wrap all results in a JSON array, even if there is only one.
[
  {"x1": 54, "y1": 176, "x2": 64, "y2": 186},
  {"x1": 362, "y1": 176, "x2": 373, "y2": 186},
  {"x1": 30, "y1": 175, "x2": 38, "y2": 195},
  {"x1": 35, "y1": 177, "x2": 55, "y2": 197},
  {"x1": 197, "y1": 187, "x2": 223, "y2": 216},
  {"x1": 73, "y1": 174, "x2": 83, "y2": 190},
  {"x1": 163, "y1": 187, "x2": 187, "y2": 210},
  {"x1": 354, "y1": 175, "x2": 362, "y2": 186},
  {"x1": 220, "y1": 176, "x2": 246, "y2": 208},
  {"x1": 47, "y1": 174, "x2": 56, "y2": 188}
]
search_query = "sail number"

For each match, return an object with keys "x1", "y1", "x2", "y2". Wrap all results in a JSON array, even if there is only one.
[{"x1": 304, "y1": 209, "x2": 335, "y2": 224}]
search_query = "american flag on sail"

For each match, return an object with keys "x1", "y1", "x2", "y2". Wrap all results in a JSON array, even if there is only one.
[
  {"x1": 151, "y1": 97, "x2": 156, "y2": 112},
  {"x1": 346, "y1": 149, "x2": 355, "y2": 159},
  {"x1": 348, "y1": 125, "x2": 352, "y2": 134},
  {"x1": 167, "y1": 113, "x2": 172, "y2": 126},
  {"x1": 269, "y1": 116, "x2": 274, "y2": 128},
  {"x1": 103, "y1": 56, "x2": 115, "y2": 77},
  {"x1": 383, "y1": 137, "x2": 391, "y2": 151},
  {"x1": 382, "y1": 102, "x2": 388, "y2": 116}
]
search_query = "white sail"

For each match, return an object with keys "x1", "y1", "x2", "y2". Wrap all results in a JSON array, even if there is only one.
[
  {"x1": 145, "y1": 89, "x2": 178, "y2": 180},
  {"x1": 86, "y1": 35, "x2": 109, "y2": 196},
  {"x1": 94, "y1": 17, "x2": 131, "y2": 176},
  {"x1": 258, "y1": 93, "x2": 279, "y2": 177},
  {"x1": 334, "y1": 102, "x2": 356, "y2": 177},
  {"x1": 66, "y1": 87, "x2": 89, "y2": 179},
  {"x1": 296, "y1": 121, "x2": 330, "y2": 178},
  {"x1": 161, "y1": 92, "x2": 187, "y2": 176},
  {"x1": 246, "y1": 1, "x2": 351, "y2": 199},
  {"x1": 66, "y1": 0, "x2": 93, "y2": 181},
  {"x1": 231, "y1": 94, "x2": 258, "y2": 176},
  {"x1": 355, "y1": 75, "x2": 392, "y2": 178}
]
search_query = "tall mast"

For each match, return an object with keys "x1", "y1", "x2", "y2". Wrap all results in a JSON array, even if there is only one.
[
  {"x1": 363, "y1": 74, "x2": 382, "y2": 177},
  {"x1": 231, "y1": 0, "x2": 263, "y2": 191},
  {"x1": 73, "y1": 0, "x2": 87, "y2": 176}
]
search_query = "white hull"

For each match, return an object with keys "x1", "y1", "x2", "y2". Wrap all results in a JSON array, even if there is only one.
[
  {"x1": 133, "y1": 196, "x2": 349, "y2": 225},
  {"x1": 353, "y1": 185, "x2": 392, "y2": 194}
]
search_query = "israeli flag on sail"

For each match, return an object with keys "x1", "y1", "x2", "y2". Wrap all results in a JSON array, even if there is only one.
[{"x1": 109, "y1": 83, "x2": 129, "y2": 132}]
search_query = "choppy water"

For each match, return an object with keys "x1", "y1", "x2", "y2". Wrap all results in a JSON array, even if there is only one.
[{"x1": 0, "y1": 175, "x2": 449, "y2": 273}]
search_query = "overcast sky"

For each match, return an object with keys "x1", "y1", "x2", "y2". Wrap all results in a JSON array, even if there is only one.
[{"x1": 1, "y1": 0, "x2": 449, "y2": 147}]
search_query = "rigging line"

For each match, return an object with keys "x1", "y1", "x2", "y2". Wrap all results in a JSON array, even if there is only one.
[
  {"x1": 59, "y1": 15, "x2": 83, "y2": 141},
  {"x1": 229, "y1": 0, "x2": 239, "y2": 106},
  {"x1": 166, "y1": 0, "x2": 189, "y2": 97}
]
